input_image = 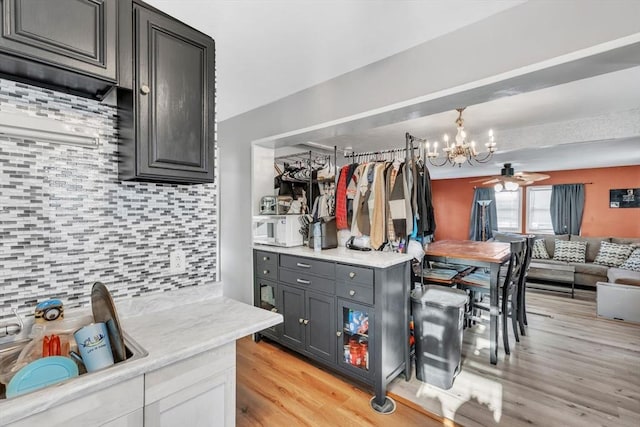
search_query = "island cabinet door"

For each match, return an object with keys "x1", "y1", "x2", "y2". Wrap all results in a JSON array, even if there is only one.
[
  {"x1": 336, "y1": 299, "x2": 375, "y2": 381},
  {"x1": 278, "y1": 284, "x2": 305, "y2": 350},
  {"x1": 255, "y1": 278, "x2": 280, "y2": 340},
  {"x1": 144, "y1": 343, "x2": 235, "y2": 427},
  {"x1": 305, "y1": 291, "x2": 336, "y2": 363}
]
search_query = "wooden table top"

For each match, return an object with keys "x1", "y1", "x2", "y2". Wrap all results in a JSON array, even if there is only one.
[{"x1": 425, "y1": 240, "x2": 511, "y2": 264}]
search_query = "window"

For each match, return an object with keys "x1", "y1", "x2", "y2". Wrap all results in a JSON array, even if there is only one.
[
  {"x1": 526, "y1": 186, "x2": 553, "y2": 234},
  {"x1": 494, "y1": 189, "x2": 522, "y2": 232}
]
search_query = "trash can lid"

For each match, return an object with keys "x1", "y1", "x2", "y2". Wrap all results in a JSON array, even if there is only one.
[{"x1": 411, "y1": 285, "x2": 468, "y2": 308}]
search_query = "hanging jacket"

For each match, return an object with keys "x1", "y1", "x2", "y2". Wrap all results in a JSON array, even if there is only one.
[
  {"x1": 417, "y1": 162, "x2": 436, "y2": 236},
  {"x1": 369, "y1": 162, "x2": 388, "y2": 250},
  {"x1": 388, "y1": 162, "x2": 407, "y2": 239},
  {"x1": 335, "y1": 165, "x2": 350, "y2": 229},
  {"x1": 350, "y1": 163, "x2": 369, "y2": 237}
]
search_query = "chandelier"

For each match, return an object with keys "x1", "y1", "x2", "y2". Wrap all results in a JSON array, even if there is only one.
[{"x1": 424, "y1": 108, "x2": 496, "y2": 167}]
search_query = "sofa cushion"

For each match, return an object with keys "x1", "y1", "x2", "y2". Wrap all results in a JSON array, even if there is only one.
[
  {"x1": 536, "y1": 234, "x2": 568, "y2": 258},
  {"x1": 569, "y1": 235, "x2": 610, "y2": 262},
  {"x1": 570, "y1": 262, "x2": 608, "y2": 277},
  {"x1": 611, "y1": 237, "x2": 640, "y2": 246},
  {"x1": 529, "y1": 258, "x2": 568, "y2": 266},
  {"x1": 593, "y1": 241, "x2": 635, "y2": 267},
  {"x1": 532, "y1": 239, "x2": 550, "y2": 259},
  {"x1": 554, "y1": 240, "x2": 587, "y2": 263},
  {"x1": 619, "y1": 248, "x2": 640, "y2": 272}
]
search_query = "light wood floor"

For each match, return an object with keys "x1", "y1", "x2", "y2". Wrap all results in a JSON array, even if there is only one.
[
  {"x1": 236, "y1": 336, "x2": 445, "y2": 427},
  {"x1": 237, "y1": 288, "x2": 640, "y2": 427},
  {"x1": 389, "y1": 288, "x2": 640, "y2": 427}
]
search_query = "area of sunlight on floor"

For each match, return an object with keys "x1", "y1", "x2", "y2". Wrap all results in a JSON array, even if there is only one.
[{"x1": 414, "y1": 323, "x2": 503, "y2": 423}]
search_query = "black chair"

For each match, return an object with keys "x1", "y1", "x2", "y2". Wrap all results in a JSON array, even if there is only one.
[
  {"x1": 456, "y1": 239, "x2": 527, "y2": 355},
  {"x1": 517, "y1": 235, "x2": 536, "y2": 334}
]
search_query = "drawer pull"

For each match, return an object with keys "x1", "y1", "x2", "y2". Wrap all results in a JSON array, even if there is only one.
[
  {"x1": 303, "y1": 319, "x2": 309, "y2": 325},
  {"x1": 349, "y1": 272, "x2": 356, "y2": 279},
  {"x1": 270, "y1": 308, "x2": 278, "y2": 313},
  {"x1": 140, "y1": 84, "x2": 150, "y2": 95},
  {"x1": 336, "y1": 331, "x2": 342, "y2": 337},
  {"x1": 349, "y1": 290, "x2": 356, "y2": 296},
  {"x1": 262, "y1": 256, "x2": 269, "y2": 261},
  {"x1": 263, "y1": 270, "x2": 269, "y2": 275},
  {"x1": 296, "y1": 278, "x2": 311, "y2": 285},
  {"x1": 298, "y1": 318, "x2": 304, "y2": 324},
  {"x1": 296, "y1": 262, "x2": 311, "y2": 268}
]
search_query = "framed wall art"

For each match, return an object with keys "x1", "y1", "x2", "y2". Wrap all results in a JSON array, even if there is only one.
[{"x1": 610, "y1": 188, "x2": 640, "y2": 208}]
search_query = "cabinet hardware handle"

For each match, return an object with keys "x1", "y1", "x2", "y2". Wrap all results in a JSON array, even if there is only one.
[
  {"x1": 140, "y1": 84, "x2": 150, "y2": 95},
  {"x1": 263, "y1": 270, "x2": 269, "y2": 275},
  {"x1": 296, "y1": 262, "x2": 311, "y2": 268},
  {"x1": 349, "y1": 290, "x2": 356, "y2": 296},
  {"x1": 349, "y1": 272, "x2": 356, "y2": 279},
  {"x1": 270, "y1": 308, "x2": 278, "y2": 313},
  {"x1": 298, "y1": 318, "x2": 304, "y2": 324},
  {"x1": 303, "y1": 319, "x2": 309, "y2": 325},
  {"x1": 296, "y1": 278, "x2": 310, "y2": 284},
  {"x1": 336, "y1": 331, "x2": 342, "y2": 337},
  {"x1": 262, "y1": 256, "x2": 269, "y2": 261}
]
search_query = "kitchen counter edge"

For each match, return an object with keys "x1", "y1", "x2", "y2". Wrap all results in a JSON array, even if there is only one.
[{"x1": 253, "y1": 244, "x2": 414, "y2": 268}]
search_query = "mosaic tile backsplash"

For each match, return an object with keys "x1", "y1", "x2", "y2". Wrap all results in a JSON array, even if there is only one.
[{"x1": 0, "y1": 78, "x2": 217, "y2": 321}]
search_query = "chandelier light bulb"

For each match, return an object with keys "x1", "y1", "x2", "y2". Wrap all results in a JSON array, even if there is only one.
[{"x1": 494, "y1": 183, "x2": 503, "y2": 192}]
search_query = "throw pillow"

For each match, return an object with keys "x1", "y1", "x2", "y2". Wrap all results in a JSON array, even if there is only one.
[
  {"x1": 553, "y1": 240, "x2": 587, "y2": 263},
  {"x1": 619, "y1": 248, "x2": 640, "y2": 272},
  {"x1": 532, "y1": 239, "x2": 550, "y2": 259},
  {"x1": 593, "y1": 241, "x2": 634, "y2": 267}
]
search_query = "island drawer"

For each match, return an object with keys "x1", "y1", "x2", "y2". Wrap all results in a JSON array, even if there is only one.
[
  {"x1": 255, "y1": 250, "x2": 278, "y2": 280},
  {"x1": 280, "y1": 254, "x2": 335, "y2": 278},
  {"x1": 279, "y1": 268, "x2": 335, "y2": 294},
  {"x1": 336, "y1": 264, "x2": 373, "y2": 286},
  {"x1": 336, "y1": 281, "x2": 374, "y2": 305}
]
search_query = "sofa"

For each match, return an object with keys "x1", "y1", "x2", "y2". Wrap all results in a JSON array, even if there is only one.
[{"x1": 528, "y1": 234, "x2": 640, "y2": 288}]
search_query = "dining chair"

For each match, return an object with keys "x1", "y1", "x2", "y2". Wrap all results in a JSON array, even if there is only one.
[{"x1": 456, "y1": 239, "x2": 527, "y2": 355}]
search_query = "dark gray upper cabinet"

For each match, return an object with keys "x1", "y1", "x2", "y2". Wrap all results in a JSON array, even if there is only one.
[
  {"x1": 118, "y1": 2, "x2": 215, "y2": 184},
  {"x1": 0, "y1": 0, "x2": 117, "y2": 98}
]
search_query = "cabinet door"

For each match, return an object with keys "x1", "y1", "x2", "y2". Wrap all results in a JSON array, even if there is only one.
[
  {"x1": 255, "y1": 278, "x2": 280, "y2": 339},
  {"x1": 101, "y1": 408, "x2": 143, "y2": 427},
  {"x1": 337, "y1": 299, "x2": 375, "y2": 380},
  {"x1": 144, "y1": 343, "x2": 235, "y2": 427},
  {"x1": 134, "y1": 4, "x2": 215, "y2": 183},
  {"x1": 0, "y1": 0, "x2": 117, "y2": 81},
  {"x1": 279, "y1": 284, "x2": 305, "y2": 350},
  {"x1": 144, "y1": 368, "x2": 234, "y2": 427},
  {"x1": 305, "y1": 291, "x2": 336, "y2": 363}
]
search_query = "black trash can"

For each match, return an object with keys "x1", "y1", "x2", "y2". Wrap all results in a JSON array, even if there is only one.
[{"x1": 411, "y1": 285, "x2": 468, "y2": 389}]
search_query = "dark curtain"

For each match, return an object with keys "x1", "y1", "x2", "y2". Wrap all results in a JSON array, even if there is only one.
[
  {"x1": 469, "y1": 188, "x2": 497, "y2": 241},
  {"x1": 550, "y1": 184, "x2": 585, "y2": 235}
]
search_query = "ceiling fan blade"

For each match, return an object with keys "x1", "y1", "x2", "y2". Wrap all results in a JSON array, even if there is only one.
[
  {"x1": 470, "y1": 177, "x2": 499, "y2": 184},
  {"x1": 514, "y1": 172, "x2": 550, "y2": 182}
]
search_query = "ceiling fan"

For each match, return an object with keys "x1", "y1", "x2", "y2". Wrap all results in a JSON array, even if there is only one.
[{"x1": 472, "y1": 163, "x2": 550, "y2": 191}]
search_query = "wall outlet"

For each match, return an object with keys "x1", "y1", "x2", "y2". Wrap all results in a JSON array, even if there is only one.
[{"x1": 169, "y1": 250, "x2": 186, "y2": 274}]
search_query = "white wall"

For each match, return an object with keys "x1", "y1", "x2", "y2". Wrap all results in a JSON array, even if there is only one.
[{"x1": 218, "y1": 0, "x2": 640, "y2": 303}]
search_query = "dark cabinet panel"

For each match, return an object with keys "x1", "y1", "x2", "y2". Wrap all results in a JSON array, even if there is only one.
[
  {"x1": 306, "y1": 292, "x2": 335, "y2": 363},
  {"x1": 279, "y1": 284, "x2": 305, "y2": 350},
  {"x1": 119, "y1": 3, "x2": 215, "y2": 183},
  {"x1": 0, "y1": 0, "x2": 117, "y2": 97}
]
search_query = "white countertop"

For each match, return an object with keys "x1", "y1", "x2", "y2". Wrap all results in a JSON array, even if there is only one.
[
  {"x1": 253, "y1": 244, "x2": 413, "y2": 268},
  {"x1": 0, "y1": 283, "x2": 282, "y2": 425}
]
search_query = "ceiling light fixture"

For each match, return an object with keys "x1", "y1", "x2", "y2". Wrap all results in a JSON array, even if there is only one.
[{"x1": 424, "y1": 108, "x2": 496, "y2": 167}]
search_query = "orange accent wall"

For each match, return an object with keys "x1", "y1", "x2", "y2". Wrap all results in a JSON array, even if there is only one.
[{"x1": 432, "y1": 165, "x2": 640, "y2": 240}]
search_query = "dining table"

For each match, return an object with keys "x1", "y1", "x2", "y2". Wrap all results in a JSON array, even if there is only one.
[{"x1": 424, "y1": 239, "x2": 511, "y2": 365}]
